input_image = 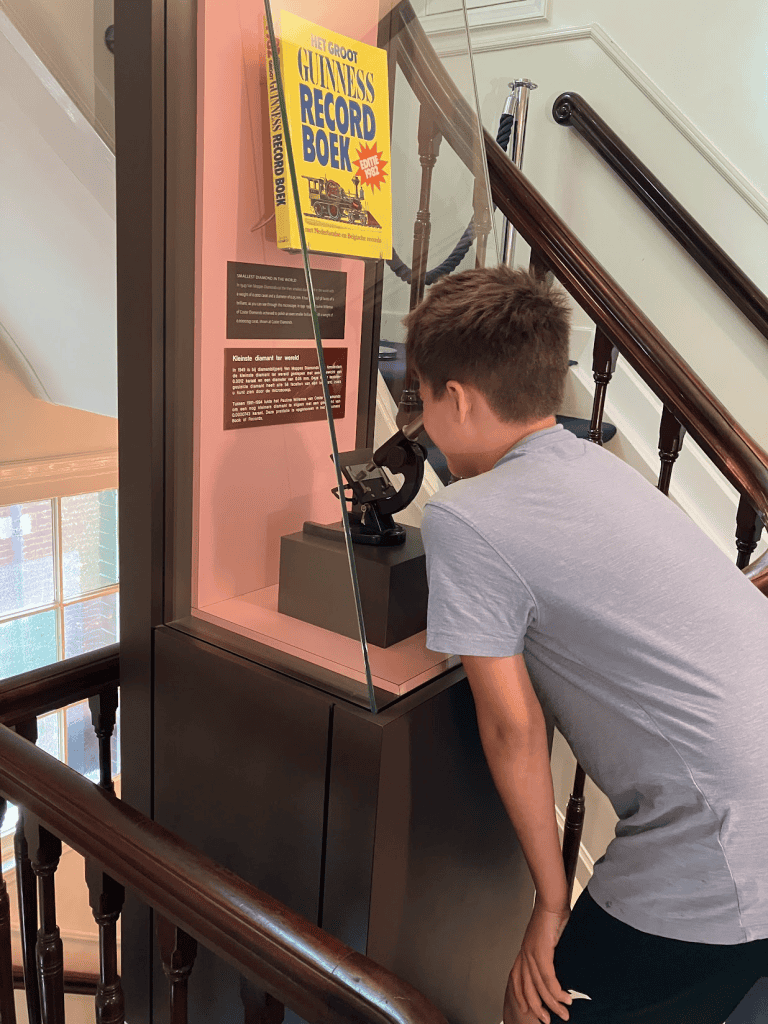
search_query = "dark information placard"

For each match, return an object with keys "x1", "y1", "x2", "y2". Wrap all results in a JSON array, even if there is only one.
[
  {"x1": 224, "y1": 348, "x2": 348, "y2": 429},
  {"x1": 227, "y1": 262, "x2": 346, "y2": 340}
]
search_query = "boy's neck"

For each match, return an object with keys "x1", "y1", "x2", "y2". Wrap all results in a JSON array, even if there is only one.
[{"x1": 458, "y1": 415, "x2": 558, "y2": 478}]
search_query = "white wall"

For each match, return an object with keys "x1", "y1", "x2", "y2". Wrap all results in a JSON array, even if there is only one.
[
  {"x1": 439, "y1": 20, "x2": 768, "y2": 452},
  {"x1": 0, "y1": 0, "x2": 114, "y2": 146},
  {"x1": 0, "y1": 10, "x2": 117, "y2": 419}
]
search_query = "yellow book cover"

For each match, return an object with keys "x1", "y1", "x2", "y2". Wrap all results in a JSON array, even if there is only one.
[{"x1": 266, "y1": 12, "x2": 392, "y2": 261}]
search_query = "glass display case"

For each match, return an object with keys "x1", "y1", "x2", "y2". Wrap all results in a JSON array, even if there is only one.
[
  {"x1": 117, "y1": 7, "x2": 537, "y2": 1024},
  {"x1": 167, "y1": 0, "x2": 498, "y2": 711}
]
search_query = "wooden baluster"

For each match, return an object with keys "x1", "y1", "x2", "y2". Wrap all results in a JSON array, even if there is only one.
[
  {"x1": 472, "y1": 172, "x2": 492, "y2": 270},
  {"x1": 657, "y1": 406, "x2": 687, "y2": 496},
  {"x1": 589, "y1": 329, "x2": 619, "y2": 446},
  {"x1": 528, "y1": 246, "x2": 554, "y2": 287},
  {"x1": 158, "y1": 916, "x2": 197, "y2": 1024},
  {"x1": 14, "y1": 719, "x2": 41, "y2": 1024},
  {"x1": 561, "y1": 765, "x2": 586, "y2": 905},
  {"x1": 85, "y1": 862, "x2": 125, "y2": 1024},
  {"x1": 25, "y1": 818, "x2": 64, "y2": 1024},
  {"x1": 562, "y1": 328, "x2": 619, "y2": 904},
  {"x1": 240, "y1": 975, "x2": 284, "y2": 1024},
  {"x1": 89, "y1": 686, "x2": 119, "y2": 792},
  {"x1": 0, "y1": 796, "x2": 18, "y2": 1024},
  {"x1": 409, "y1": 104, "x2": 442, "y2": 311},
  {"x1": 735, "y1": 494, "x2": 765, "y2": 570}
]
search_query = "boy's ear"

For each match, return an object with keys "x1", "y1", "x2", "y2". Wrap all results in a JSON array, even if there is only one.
[{"x1": 445, "y1": 380, "x2": 470, "y2": 422}]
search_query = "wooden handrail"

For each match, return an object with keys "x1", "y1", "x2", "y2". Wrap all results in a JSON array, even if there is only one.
[
  {"x1": 552, "y1": 91, "x2": 768, "y2": 343},
  {"x1": 392, "y1": 1, "x2": 768, "y2": 591},
  {"x1": 0, "y1": 646, "x2": 119, "y2": 727},
  {"x1": 0, "y1": 725, "x2": 448, "y2": 1024}
]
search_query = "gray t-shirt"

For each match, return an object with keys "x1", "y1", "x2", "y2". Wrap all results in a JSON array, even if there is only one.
[{"x1": 421, "y1": 424, "x2": 768, "y2": 944}]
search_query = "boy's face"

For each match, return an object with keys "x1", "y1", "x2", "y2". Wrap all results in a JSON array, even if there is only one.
[
  {"x1": 417, "y1": 375, "x2": 557, "y2": 479},
  {"x1": 418, "y1": 378, "x2": 482, "y2": 479}
]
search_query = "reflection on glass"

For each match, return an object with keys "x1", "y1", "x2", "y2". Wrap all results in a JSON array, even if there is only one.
[
  {"x1": 0, "y1": 609, "x2": 58, "y2": 680},
  {"x1": 64, "y1": 592, "x2": 119, "y2": 659},
  {"x1": 65, "y1": 700, "x2": 99, "y2": 780},
  {"x1": 62, "y1": 490, "x2": 119, "y2": 599},
  {"x1": 111, "y1": 700, "x2": 121, "y2": 779},
  {"x1": 0, "y1": 501, "x2": 55, "y2": 616},
  {"x1": 37, "y1": 710, "x2": 62, "y2": 760},
  {"x1": 64, "y1": 699, "x2": 120, "y2": 782}
]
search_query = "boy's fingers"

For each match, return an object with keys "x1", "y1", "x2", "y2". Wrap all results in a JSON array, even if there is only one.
[
  {"x1": 527, "y1": 957, "x2": 570, "y2": 1021},
  {"x1": 511, "y1": 962, "x2": 527, "y2": 1014},
  {"x1": 539, "y1": 959, "x2": 573, "y2": 1010},
  {"x1": 521, "y1": 961, "x2": 546, "y2": 1021}
]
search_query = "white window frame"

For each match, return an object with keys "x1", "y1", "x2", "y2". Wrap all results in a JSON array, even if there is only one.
[{"x1": 0, "y1": 488, "x2": 120, "y2": 869}]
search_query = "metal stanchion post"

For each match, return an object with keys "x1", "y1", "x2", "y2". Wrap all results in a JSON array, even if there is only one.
[{"x1": 499, "y1": 79, "x2": 537, "y2": 267}]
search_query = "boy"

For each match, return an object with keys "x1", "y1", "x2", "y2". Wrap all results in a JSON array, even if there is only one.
[{"x1": 406, "y1": 265, "x2": 768, "y2": 1024}]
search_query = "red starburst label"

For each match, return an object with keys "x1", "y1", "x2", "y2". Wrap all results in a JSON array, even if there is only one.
[{"x1": 353, "y1": 143, "x2": 388, "y2": 192}]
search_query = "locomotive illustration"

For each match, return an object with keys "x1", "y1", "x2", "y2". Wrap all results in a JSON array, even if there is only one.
[{"x1": 303, "y1": 175, "x2": 381, "y2": 228}]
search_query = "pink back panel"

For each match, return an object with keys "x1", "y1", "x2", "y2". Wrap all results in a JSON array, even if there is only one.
[{"x1": 194, "y1": 0, "x2": 380, "y2": 608}]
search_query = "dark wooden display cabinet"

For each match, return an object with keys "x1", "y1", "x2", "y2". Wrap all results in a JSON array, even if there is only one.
[{"x1": 149, "y1": 626, "x2": 541, "y2": 1024}]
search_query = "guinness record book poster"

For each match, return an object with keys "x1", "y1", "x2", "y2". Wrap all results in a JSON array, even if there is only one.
[{"x1": 267, "y1": 12, "x2": 392, "y2": 261}]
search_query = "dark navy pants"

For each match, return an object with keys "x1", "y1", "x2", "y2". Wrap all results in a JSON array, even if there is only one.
[{"x1": 551, "y1": 887, "x2": 768, "y2": 1023}]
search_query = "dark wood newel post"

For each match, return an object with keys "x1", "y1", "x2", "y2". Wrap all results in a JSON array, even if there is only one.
[
  {"x1": 158, "y1": 916, "x2": 198, "y2": 1024},
  {"x1": 14, "y1": 718, "x2": 41, "y2": 1024},
  {"x1": 0, "y1": 796, "x2": 18, "y2": 1024}
]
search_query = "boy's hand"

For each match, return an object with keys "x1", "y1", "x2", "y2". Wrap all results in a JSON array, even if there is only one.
[{"x1": 504, "y1": 901, "x2": 573, "y2": 1024}]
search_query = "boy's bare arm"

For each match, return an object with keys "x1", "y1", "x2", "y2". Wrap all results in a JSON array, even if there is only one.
[{"x1": 462, "y1": 654, "x2": 568, "y2": 912}]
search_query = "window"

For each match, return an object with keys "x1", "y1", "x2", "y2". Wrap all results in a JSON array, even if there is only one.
[
  {"x1": 0, "y1": 489, "x2": 121, "y2": 866},
  {"x1": 0, "y1": 490, "x2": 119, "y2": 673}
]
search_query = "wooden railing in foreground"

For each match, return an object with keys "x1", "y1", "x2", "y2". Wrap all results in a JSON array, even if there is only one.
[
  {"x1": 391, "y1": 0, "x2": 768, "y2": 899},
  {"x1": 0, "y1": 653, "x2": 448, "y2": 1024}
]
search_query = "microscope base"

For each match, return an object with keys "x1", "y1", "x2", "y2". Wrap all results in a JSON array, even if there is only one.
[{"x1": 277, "y1": 523, "x2": 427, "y2": 648}]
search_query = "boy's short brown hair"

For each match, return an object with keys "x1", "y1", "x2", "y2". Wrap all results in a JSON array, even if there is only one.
[{"x1": 404, "y1": 265, "x2": 571, "y2": 423}]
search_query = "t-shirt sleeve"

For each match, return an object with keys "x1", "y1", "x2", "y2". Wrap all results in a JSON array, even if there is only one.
[{"x1": 421, "y1": 501, "x2": 537, "y2": 657}]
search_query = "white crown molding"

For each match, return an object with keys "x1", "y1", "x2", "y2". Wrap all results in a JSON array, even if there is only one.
[
  {"x1": 428, "y1": 19, "x2": 768, "y2": 227},
  {"x1": 429, "y1": 21, "x2": 587, "y2": 57},
  {"x1": 421, "y1": 0, "x2": 549, "y2": 41},
  {"x1": 0, "y1": 450, "x2": 118, "y2": 504}
]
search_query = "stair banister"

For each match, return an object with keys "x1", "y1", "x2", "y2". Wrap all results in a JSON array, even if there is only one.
[
  {"x1": 552, "y1": 91, "x2": 768, "y2": 344},
  {"x1": 0, "y1": 646, "x2": 120, "y2": 728},
  {"x1": 0, "y1": 723, "x2": 448, "y2": 1024}
]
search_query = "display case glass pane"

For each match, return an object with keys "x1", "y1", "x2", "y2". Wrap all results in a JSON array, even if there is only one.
[{"x1": 171, "y1": 0, "x2": 492, "y2": 709}]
